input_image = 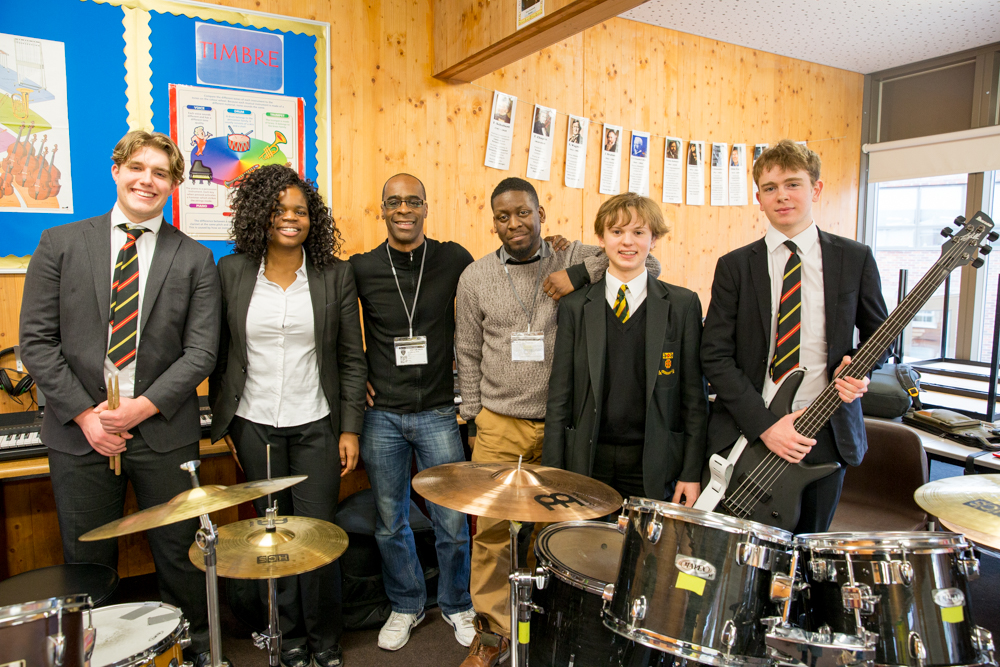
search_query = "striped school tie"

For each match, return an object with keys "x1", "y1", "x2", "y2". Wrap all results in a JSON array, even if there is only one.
[
  {"x1": 108, "y1": 224, "x2": 149, "y2": 369},
  {"x1": 613, "y1": 285, "x2": 630, "y2": 323},
  {"x1": 770, "y1": 241, "x2": 801, "y2": 382}
]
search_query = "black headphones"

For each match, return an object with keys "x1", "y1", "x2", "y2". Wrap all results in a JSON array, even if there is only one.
[{"x1": 0, "y1": 346, "x2": 34, "y2": 397}]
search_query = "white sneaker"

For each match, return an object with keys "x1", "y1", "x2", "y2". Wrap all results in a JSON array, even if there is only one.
[
  {"x1": 378, "y1": 610, "x2": 425, "y2": 651},
  {"x1": 443, "y1": 608, "x2": 477, "y2": 647}
]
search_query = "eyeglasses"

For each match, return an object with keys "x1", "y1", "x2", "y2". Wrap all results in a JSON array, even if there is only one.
[{"x1": 383, "y1": 197, "x2": 425, "y2": 209}]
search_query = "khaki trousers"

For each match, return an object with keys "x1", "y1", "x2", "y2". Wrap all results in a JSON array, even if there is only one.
[{"x1": 469, "y1": 407, "x2": 545, "y2": 638}]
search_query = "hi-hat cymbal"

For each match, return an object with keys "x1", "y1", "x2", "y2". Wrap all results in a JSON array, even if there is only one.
[
  {"x1": 915, "y1": 475, "x2": 1000, "y2": 536},
  {"x1": 412, "y1": 462, "x2": 623, "y2": 522},
  {"x1": 80, "y1": 476, "x2": 306, "y2": 541},
  {"x1": 188, "y1": 516, "x2": 348, "y2": 579},
  {"x1": 939, "y1": 518, "x2": 1000, "y2": 552}
]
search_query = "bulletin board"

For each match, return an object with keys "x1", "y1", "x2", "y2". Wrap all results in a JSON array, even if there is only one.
[{"x1": 0, "y1": 0, "x2": 331, "y2": 270}]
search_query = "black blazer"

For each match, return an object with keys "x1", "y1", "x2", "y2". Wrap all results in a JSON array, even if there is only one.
[
  {"x1": 700, "y1": 229, "x2": 889, "y2": 467},
  {"x1": 542, "y1": 276, "x2": 709, "y2": 499},
  {"x1": 209, "y1": 252, "x2": 367, "y2": 442},
  {"x1": 19, "y1": 213, "x2": 221, "y2": 455}
]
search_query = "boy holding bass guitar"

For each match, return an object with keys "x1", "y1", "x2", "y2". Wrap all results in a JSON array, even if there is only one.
[{"x1": 698, "y1": 140, "x2": 888, "y2": 533}]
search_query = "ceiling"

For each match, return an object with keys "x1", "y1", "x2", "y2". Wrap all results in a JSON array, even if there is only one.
[{"x1": 620, "y1": 0, "x2": 1000, "y2": 74}]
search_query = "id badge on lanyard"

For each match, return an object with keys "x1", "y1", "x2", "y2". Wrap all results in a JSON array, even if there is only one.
[
  {"x1": 511, "y1": 331, "x2": 544, "y2": 362},
  {"x1": 394, "y1": 336, "x2": 428, "y2": 366}
]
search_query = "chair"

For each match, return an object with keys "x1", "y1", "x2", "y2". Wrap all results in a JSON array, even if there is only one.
[{"x1": 828, "y1": 419, "x2": 929, "y2": 532}]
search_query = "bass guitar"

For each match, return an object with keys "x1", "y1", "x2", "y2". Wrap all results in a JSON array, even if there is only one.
[{"x1": 693, "y1": 211, "x2": 997, "y2": 531}]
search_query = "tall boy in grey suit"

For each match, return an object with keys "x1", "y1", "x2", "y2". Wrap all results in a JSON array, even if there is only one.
[{"x1": 19, "y1": 131, "x2": 220, "y2": 662}]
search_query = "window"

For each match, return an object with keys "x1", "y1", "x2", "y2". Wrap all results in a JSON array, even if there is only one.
[
  {"x1": 980, "y1": 170, "x2": 1000, "y2": 361},
  {"x1": 873, "y1": 174, "x2": 967, "y2": 361}
]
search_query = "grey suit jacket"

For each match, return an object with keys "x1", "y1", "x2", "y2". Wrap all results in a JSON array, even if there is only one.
[
  {"x1": 19, "y1": 212, "x2": 222, "y2": 455},
  {"x1": 542, "y1": 276, "x2": 709, "y2": 499},
  {"x1": 208, "y1": 252, "x2": 367, "y2": 443}
]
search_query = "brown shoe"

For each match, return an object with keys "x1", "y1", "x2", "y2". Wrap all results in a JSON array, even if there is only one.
[{"x1": 459, "y1": 628, "x2": 509, "y2": 667}]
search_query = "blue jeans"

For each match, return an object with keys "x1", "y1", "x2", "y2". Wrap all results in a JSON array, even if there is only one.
[{"x1": 361, "y1": 406, "x2": 473, "y2": 615}]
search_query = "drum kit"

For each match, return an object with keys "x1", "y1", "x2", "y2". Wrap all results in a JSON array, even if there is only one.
[
  {"x1": 0, "y1": 455, "x2": 348, "y2": 667},
  {"x1": 413, "y1": 460, "x2": 1000, "y2": 667}
]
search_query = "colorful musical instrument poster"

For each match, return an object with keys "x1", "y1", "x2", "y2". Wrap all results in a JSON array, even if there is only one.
[
  {"x1": 0, "y1": 32, "x2": 73, "y2": 214},
  {"x1": 169, "y1": 83, "x2": 304, "y2": 241}
]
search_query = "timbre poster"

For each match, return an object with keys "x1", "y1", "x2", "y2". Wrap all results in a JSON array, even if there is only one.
[
  {"x1": 0, "y1": 33, "x2": 74, "y2": 214},
  {"x1": 170, "y1": 83, "x2": 304, "y2": 240}
]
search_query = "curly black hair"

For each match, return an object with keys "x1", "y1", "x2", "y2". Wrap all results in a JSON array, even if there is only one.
[{"x1": 228, "y1": 164, "x2": 342, "y2": 268}]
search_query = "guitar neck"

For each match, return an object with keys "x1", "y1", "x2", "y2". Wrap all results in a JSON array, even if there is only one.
[{"x1": 792, "y1": 235, "x2": 976, "y2": 439}]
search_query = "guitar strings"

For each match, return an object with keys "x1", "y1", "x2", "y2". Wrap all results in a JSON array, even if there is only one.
[{"x1": 722, "y1": 233, "x2": 977, "y2": 519}]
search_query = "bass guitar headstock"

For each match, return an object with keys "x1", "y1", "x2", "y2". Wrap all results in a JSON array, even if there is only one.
[{"x1": 940, "y1": 211, "x2": 997, "y2": 270}]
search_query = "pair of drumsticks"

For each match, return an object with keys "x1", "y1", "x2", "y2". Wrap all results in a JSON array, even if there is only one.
[{"x1": 107, "y1": 370, "x2": 122, "y2": 475}]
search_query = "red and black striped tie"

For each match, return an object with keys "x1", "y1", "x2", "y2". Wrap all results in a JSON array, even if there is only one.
[
  {"x1": 108, "y1": 224, "x2": 149, "y2": 369},
  {"x1": 770, "y1": 240, "x2": 801, "y2": 382}
]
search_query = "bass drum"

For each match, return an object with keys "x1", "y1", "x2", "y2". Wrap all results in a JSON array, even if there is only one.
[
  {"x1": 604, "y1": 498, "x2": 795, "y2": 667},
  {"x1": 796, "y1": 532, "x2": 995, "y2": 667},
  {"x1": 530, "y1": 521, "x2": 669, "y2": 667},
  {"x1": 0, "y1": 595, "x2": 93, "y2": 667}
]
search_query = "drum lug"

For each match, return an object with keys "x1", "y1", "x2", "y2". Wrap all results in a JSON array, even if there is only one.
[
  {"x1": 721, "y1": 619, "x2": 738, "y2": 657},
  {"x1": 646, "y1": 519, "x2": 662, "y2": 544},
  {"x1": 602, "y1": 582, "x2": 615, "y2": 603},
  {"x1": 972, "y1": 626, "x2": 995, "y2": 664},
  {"x1": 841, "y1": 583, "x2": 876, "y2": 615},
  {"x1": 770, "y1": 573, "x2": 794, "y2": 603},
  {"x1": 84, "y1": 608, "x2": 96, "y2": 663},
  {"x1": 630, "y1": 595, "x2": 647, "y2": 622},
  {"x1": 959, "y1": 557, "x2": 981, "y2": 580},
  {"x1": 908, "y1": 632, "x2": 927, "y2": 667},
  {"x1": 534, "y1": 567, "x2": 549, "y2": 590},
  {"x1": 617, "y1": 513, "x2": 629, "y2": 534},
  {"x1": 808, "y1": 558, "x2": 835, "y2": 582},
  {"x1": 899, "y1": 561, "x2": 914, "y2": 585},
  {"x1": 47, "y1": 606, "x2": 66, "y2": 667}
]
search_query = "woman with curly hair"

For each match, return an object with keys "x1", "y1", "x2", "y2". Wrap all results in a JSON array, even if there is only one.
[{"x1": 209, "y1": 164, "x2": 366, "y2": 667}]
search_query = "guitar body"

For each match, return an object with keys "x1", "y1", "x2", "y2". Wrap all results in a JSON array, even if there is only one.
[{"x1": 702, "y1": 371, "x2": 841, "y2": 532}]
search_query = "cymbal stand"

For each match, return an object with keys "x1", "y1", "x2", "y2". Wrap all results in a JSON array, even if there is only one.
[
  {"x1": 182, "y1": 461, "x2": 227, "y2": 667},
  {"x1": 252, "y1": 445, "x2": 282, "y2": 667},
  {"x1": 507, "y1": 456, "x2": 544, "y2": 667}
]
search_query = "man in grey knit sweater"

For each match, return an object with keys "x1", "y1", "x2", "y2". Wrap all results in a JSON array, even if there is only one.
[{"x1": 454, "y1": 177, "x2": 659, "y2": 667}]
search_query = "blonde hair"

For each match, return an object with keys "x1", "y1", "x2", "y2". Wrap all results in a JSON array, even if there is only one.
[
  {"x1": 594, "y1": 193, "x2": 669, "y2": 239},
  {"x1": 111, "y1": 131, "x2": 185, "y2": 185},
  {"x1": 752, "y1": 139, "x2": 821, "y2": 187}
]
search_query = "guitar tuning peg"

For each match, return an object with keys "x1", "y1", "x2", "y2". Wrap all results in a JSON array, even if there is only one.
[
  {"x1": 972, "y1": 258, "x2": 985, "y2": 269},
  {"x1": 989, "y1": 231, "x2": 999, "y2": 242},
  {"x1": 981, "y1": 246, "x2": 993, "y2": 255},
  {"x1": 954, "y1": 215, "x2": 966, "y2": 226},
  {"x1": 941, "y1": 227, "x2": 954, "y2": 238}
]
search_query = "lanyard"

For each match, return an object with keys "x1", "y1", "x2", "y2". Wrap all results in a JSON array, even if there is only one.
[
  {"x1": 387, "y1": 242, "x2": 426, "y2": 338},
  {"x1": 503, "y1": 259, "x2": 543, "y2": 332}
]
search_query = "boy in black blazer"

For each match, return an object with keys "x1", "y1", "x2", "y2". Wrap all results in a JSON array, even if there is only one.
[
  {"x1": 700, "y1": 140, "x2": 888, "y2": 533},
  {"x1": 543, "y1": 193, "x2": 707, "y2": 504}
]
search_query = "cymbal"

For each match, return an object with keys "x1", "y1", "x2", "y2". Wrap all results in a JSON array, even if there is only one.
[
  {"x1": 915, "y1": 475, "x2": 1000, "y2": 536},
  {"x1": 80, "y1": 476, "x2": 306, "y2": 541},
  {"x1": 939, "y1": 518, "x2": 1000, "y2": 551},
  {"x1": 188, "y1": 516, "x2": 348, "y2": 579},
  {"x1": 412, "y1": 462, "x2": 623, "y2": 522}
]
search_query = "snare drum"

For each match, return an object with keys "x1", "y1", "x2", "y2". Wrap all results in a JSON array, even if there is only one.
[
  {"x1": 0, "y1": 595, "x2": 93, "y2": 667},
  {"x1": 91, "y1": 602, "x2": 190, "y2": 667},
  {"x1": 796, "y1": 532, "x2": 996, "y2": 667},
  {"x1": 604, "y1": 498, "x2": 795, "y2": 667},
  {"x1": 530, "y1": 521, "x2": 668, "y2": 667}
]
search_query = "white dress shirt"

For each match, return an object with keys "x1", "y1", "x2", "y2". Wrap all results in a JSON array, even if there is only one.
[
  {"x1": 236, "y1": 252, "x2": 330, "y2": 428},
  {"x1": 104, "y1": 203, "x2": 161, "y2": 399},
  {"x1": 605, "y1": 269, "x2": 648, "y2": 313},
  {"x1": 762, "y1": 222, "x2": 827, "y2": 411}
]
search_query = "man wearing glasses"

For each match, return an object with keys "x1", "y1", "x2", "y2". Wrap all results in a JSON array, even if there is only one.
[{"x1": 349, "y1": 174, "x2": 478, "y2": 652}]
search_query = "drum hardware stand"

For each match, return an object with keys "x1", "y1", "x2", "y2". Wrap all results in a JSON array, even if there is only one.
[
  {"x1": 182, "y1": 461, "x2": 230, "y2": 667},
  {"x1": 47, "y1": 605, "x2": 66, "y2": 667},
  {"x1": 252, "y1": 445, "x2": 283, "y2": 667}
]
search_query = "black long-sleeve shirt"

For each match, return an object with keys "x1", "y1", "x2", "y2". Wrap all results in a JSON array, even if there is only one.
[{"x1": 349, "y1": 238, "x2": 474, "y2": 414}]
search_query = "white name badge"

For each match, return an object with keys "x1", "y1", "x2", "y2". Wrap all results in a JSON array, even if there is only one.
[
  {"x1": 511, "y1": 332, "x2": 544, "y2": 362},
  {"x1": 394, "y1": 336, "x2": 428, "y2": 366}
]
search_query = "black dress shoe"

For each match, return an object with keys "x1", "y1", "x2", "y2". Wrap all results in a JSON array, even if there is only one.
[
  {"x1": 280, "y1": 646, "x2": 312, "y2": 667},
  {"x1": 189, "y1": 651, "x2": 233, "y2": 667},
  {"x1": 313, "y1": 646, "x2": 343, "y2": 667}
]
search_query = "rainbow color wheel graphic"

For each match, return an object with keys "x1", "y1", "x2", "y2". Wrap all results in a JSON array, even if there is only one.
[{"x1": 190, "y1": 132, "x2": 288, "y2": 188}]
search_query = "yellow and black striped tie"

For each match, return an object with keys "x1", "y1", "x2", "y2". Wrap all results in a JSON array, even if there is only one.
[
  {"x1": 613, "y1": 285, "x2": 630, "y2": 323},
  {"x1": 108, "y1": 224, "x2": 149, "y2": 369},
  {"x1": 770, "y1": 241, "x2": 801, "y2": 382}
]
